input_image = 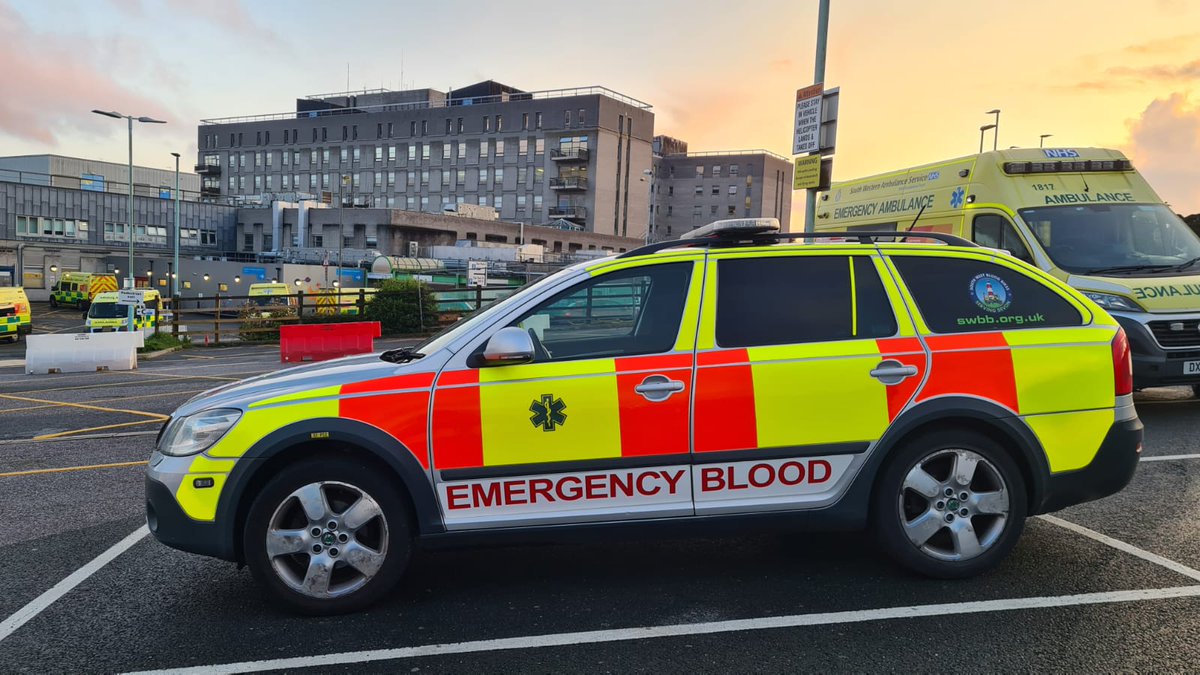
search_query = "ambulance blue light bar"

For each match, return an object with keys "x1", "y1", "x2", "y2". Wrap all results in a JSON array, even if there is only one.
[
  {"x1": 681, "y1": 218, "x2": 780, "y2": 240},
  {"x1": 1003, "y1": 159, "x2": 1133, "y2": 175}
]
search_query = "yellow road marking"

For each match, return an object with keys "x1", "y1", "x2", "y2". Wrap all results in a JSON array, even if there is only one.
[
  {"x1": 0, "y1": 393, "x2": 168, "y2": 420},
  {"x1": 0, "y1": 389, "x2": 206, "y2": 415},
  {"x1": 0, "y1": 460, "x2": 148, "y2": 478},
  {"x1": 33, "y1": 419, "x2": 164, "y2": 440},
  {"x1": 110, "y1": 370, "x2": 243, "y2": 382}
]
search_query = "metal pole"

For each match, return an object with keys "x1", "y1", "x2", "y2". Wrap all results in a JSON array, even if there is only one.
[
  {"x1": 979, "y1": 128, "x2": 985, "y2": 155},
  {"x1": 992, "y1": 110, "x2": 1000, "y2": 151},
  {"x1": 172, "y1": 153, "x2": 180, "y2": 298},
  {"x1": 126, "y1": 115, "x2": 136, "y2": 331},
  {"x1": 803, "y1": 0, "x2": 830, "y2": 234}
]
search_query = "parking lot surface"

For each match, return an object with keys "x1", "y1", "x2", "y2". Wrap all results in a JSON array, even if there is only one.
[{"x1": 1, "y1": 338, "x2": 1199, "y2": 673}]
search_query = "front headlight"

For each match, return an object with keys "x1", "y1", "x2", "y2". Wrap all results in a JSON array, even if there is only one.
[
  {"x1": 1083, "y1": 292, "x2": 1144, "y2": 313},
  {"x1": 158, "y1": 408, "x2": 241, "y2": 457}
]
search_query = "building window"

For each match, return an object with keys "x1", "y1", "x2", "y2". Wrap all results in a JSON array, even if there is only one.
[
  {"x1": 421, "y1": 120, "x2": 428, "y2": 135},
  {"x1": 353, "y1": 147, "x2": 361, "y2": 163},
  {"x1": 352, "y1": 125, "x2": 358, "y2": 140},
  {"x1": 282, "y1": 151, "x2": 290, "y2": 167},
  {"x1": 422, "y1": 144, "x2": 430, "y2": 161},
  {"x1": 729, "y1": 185, "x2": 738, "y2": 195},
  {"x1": 517, "y1": 166, "x2": 527, "y2": 184},
  {"x1": 495, "y1": 167, "x2": 504, "y2": 183},
  {"x1": 408, "y1": 144, "x2": 416, "y2": 162},
  {"x1": 340, "y1": 147, "x2": 347, "y2": 164},
  {"x1": 282, "y1": 175, "x2": 290, "y2": 190},
  {"x1": 482, "y1": 116, "x2": 491, "y2": 132},
  {"x1": 387, "y1": 122, "x2": 394, "y2": 138},
  {"x1": 456, "y1": 168, "x2": 465, "y2": 185},
  {"x1": 406, "y1": 196, "x2": 415, "y2": 210},
  {"x1": 377, "y1": 123, "x2": 383, "y2": 139},
  {"x1": 442, "y1": 143, "x2": 451, "y2": 161},
  {"x1": 694, "y1": 185, "x2": 703, "y2": 196},
  {"x1": 309, "y1": 174, "x2": 318, "y2": 189},
  {"x1": 255, "y1": 175, "x2": 263, "y2": 190},
  {"x1": 695, "y1": 165, "x2": 703, "y2": 177},
  {"x1": 457, "y1": 117, "x2": 464, "y2": 133},
  {"x1": 343, "y1": 126, "x2": 348, "y2": 141},
  {"x1": 517, "y1": 194, "x2": 527, "y2": 210},
  {"x1": 387, "y1": 171, "x2": 396, "y2": 187},
  {"x1": 410, "y1": 121, "x2": 416, "y2": 136},
  {"x1": 496, "y1": 115, "x2": 503, "y2": 131},
  {"x1": 496, "y1": 139, "x2": 505, "y2": 157},
  {"x1": 479, "y1": 167, "x2": 488, "y2": 185},
  {"x1": 283, "y1": 130, "x2": 289, "y2": 144},
  {"x1": 533, "y1": 194, "x2": 543, "y2": 210},
  {"x1": 668, "y1": 185, "x2": 674, "y2": 196},
  {"x1": 521, "y1": 112, "x2": 529, "y2": 130},
  {"x1": 713, "y1": 165, "x2": 722, "y2": 177},
  {"x1": 564, "y1": 110, "x2": 571, "y2": 127},
  {"x1": 578, "y1": 108, "x2": 585, "y2": 126},
  {"x1": 388, "y1": 145, "x2": 396, "y2": 162},
  {"x1": 440, "y1": 169, "x2": 450, "y2": 187},
  {"x1": 535, "y1": 138, "x2": 544, "y2": 155},
  {"x1": 243, "y1": 234, "x2": 254, "y2": 251},
  {"x1": 374, "y1": 171, "x2": 382, "y2": 189},
  {"x1": 727, "y1": 205, "x2": 736, "y2": 216},
  {"x1": 457, "y1": 141, "x2": 466, "y2": 160},
  {"x1": 519, "y1": 138, "x2": 528, "y2": 156},
  {"x1": 239, "y1": 176, "x2": 246, "y2": 190},
  {"x1": 353, "y1": 173, "x2": 361, "y2": 189},
  {"x1": 712, "y1": 185, "x2": 720, "y2": 196},
  {"x1": 375, "y1": 145, "x2": 383, "y2": 163},
  {"x1": 710, "y1": 205, "x2": 718, "y2": 215},
  {"x1": 266, "y1": 175, "x2": 274, "y2": 190},
  {"x1": 535, "y1": 112, "x2": 543, "y2": 129},
  {"x1": 446, "y1": 118, "x2": 452, "y2": 134},
  {"x1": 421, "y1": 196, "x2": 429, "y2": 211},
  {"x1": 421, "y1": 170, "x2": 429, "y2": 185},
  {"x1": 730, "y1": 164, "x2": 740, "y2": 177},
  {"x1": 692, "y1": 205, "x2": 702, "y2": 217}
]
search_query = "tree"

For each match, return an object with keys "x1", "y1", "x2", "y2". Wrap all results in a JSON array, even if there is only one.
[{"x1": 363, "y1": 279, "x2": 438, "y2": 334}]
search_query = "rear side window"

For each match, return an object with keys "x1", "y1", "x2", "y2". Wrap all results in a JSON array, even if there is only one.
[
  {"x1": 716, "y1": 255, "x2": 896, "y2": 347},
  {"x1": 891, "y1": 256, "x2": 1083, "y2": 333}
]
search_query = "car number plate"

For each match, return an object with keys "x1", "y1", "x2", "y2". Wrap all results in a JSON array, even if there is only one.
[{"x1": 1185, "y1": 360, "x2": 1200, "y2": 374}]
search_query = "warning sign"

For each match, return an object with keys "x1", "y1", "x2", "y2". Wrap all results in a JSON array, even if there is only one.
[{"x1": 793, "y1": 155, "x2": 822, "y2": 190}]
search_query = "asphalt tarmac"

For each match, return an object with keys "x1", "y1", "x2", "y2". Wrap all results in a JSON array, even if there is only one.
[{"x1": 0, "y1": 329, "x2": 1198, "y2": 673}]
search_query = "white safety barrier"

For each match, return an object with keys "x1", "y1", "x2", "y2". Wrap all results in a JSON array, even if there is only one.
[{"x1": 25, "y1": 332, "x2": 144, "y2": 374}]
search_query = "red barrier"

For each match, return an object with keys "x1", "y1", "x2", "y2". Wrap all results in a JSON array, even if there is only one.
[{"x1": 280, "y1": 322, "x2": 382, "y2": 363}]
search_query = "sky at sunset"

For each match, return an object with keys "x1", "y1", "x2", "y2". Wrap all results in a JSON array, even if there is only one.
[{"x1": 2, "y1": 0, "x2": 1198, "y2": 217}]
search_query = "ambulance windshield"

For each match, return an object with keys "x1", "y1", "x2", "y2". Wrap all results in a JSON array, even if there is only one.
[
  {"x1": 1020, "y1": 204, "x2": 1200, "y2": 275},
  {"x1": 88, "y1": 302, "x2": 126, "y2": 319}
]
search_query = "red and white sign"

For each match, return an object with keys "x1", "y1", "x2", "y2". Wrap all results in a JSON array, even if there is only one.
[
  {"x1": 793, "y1": 84, "x2": 824, "y2": 155},
  {"x1": 438, "y1": 454, "x2": 855, "y2": 529}
]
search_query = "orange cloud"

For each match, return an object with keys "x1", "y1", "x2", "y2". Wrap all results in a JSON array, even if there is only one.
[
  {"x1": 1124, "y1": 93, "x2": 1200, "y2": 214},
  {"x1": 0, "y1": 1, "x2": 173, "y2": 145}
]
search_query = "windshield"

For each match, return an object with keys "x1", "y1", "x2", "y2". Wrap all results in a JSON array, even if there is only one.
[
  {"x1": 1020, "y1": 203, "x2": 1200, "y2": 275},
  {"x1": 88, "y1": 302, "x2": 126, "y2": 319},
  {"x1": 251, "y1": 295, "x2": 284, "y2": 307},
  {"x1": 409, "y1": 264, "x2": 586, "y2": 357}
]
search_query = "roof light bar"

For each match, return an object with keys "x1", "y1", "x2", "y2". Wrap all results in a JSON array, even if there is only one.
[
  {"x1": 681, "y1": 218, "x2": 780, "y2": 240},
  {"x1": 1004, "y1": 159, "x2": 1132, "y2": 175}
]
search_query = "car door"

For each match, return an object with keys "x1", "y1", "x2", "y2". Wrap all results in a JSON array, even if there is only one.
[
  {"x1": 690, "y1": 250, "x2": 924, "y2": 514},
  {"x1": 430, "y1": 256, "x2": 703, "y2": 530}
]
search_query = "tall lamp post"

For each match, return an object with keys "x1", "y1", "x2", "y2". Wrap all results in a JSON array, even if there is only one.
[
  {"x1": 170, "y1": 152, "x2": 181, "y2": 298},
  {"x1": 985, "y1": 109, "x2": 1001, "y2": 150},
  {"x1": 1039, "y1": 134, "x2": 1053, "y2": 148},
  {"x1": 979, "y1": 124, "x2": 996, "y2": 154},
  {"x1": 92, "y1": 109, "x2": 166, "y2": 331},
  {"x1": 642, "y1": 168, "x2": 654, "y2": 244}
]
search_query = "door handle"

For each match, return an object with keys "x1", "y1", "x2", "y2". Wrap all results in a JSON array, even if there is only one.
[
  {"x1": 635, "y1": 374, "x2": 686, "y2": 402},
  {"x1": 869, "y1": 359, "x2": 919, "y2": 386}
]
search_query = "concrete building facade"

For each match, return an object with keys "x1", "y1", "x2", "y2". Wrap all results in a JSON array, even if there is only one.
[
  {"x1": 650, "y1": 138, "x2": 794, "y2": 240},
  {"x1": 196, "y1": 82, "x2": 655, "y2": 240},
  {"x1": 0, "y1": 154, "x2": 201, "y2": 199}
]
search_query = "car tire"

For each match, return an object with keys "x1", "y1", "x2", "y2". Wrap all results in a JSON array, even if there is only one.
[
  {"x1": 1191, "y1": 384, "x2": 1200, "y2": 399},
  {"x1": 49, "y1": 297, "x2": 57, "y2": 309},
  {"x1": 873, "y1": 428, "x2": 1027, "y2": 579},
  {"x1": 243, "y1": 456, "x2": 412, "y2": 615}
]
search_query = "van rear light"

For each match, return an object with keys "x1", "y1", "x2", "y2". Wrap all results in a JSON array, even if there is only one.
[{"x1": 1112, "y1": 328, "x2": 1133, "y2": 396}]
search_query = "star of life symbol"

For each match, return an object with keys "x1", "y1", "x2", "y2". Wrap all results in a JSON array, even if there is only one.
[{"x1": 529, "y1": 394, "x2": 567, "y2": 432}]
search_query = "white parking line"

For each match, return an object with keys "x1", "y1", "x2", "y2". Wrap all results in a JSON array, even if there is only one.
[
  {"x1": 1140, "y1": 453, "x2": 1200, "y2": 462},
  {"x1": 1040, "y1": 515, "x2": 1200, "y2": 583},
  {"x1": 128, "y1": 585, "x2": 1200, "y2": 674},
  {"x1": 0, "y1": 525, "x2": 148, "y2": 644}
]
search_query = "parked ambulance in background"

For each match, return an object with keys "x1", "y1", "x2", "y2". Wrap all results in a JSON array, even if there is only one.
[
  {"x1": 817, "y1": 147, "x2": 1200, "y2": 393},
  {"x1": 86, "y1": 289, "x2": 165, "y2": 332},
  {"x1": 0, "y1": 286, "x2": 32, "y2": 343}
]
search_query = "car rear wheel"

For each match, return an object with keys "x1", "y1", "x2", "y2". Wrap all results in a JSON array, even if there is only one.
[
  {"x1": 49, "y1": 297, "x2": 58, "y2": 309},
  {"x1": 873, "y1": 429, "x2": 1026, "y2": 578},
  {"x1": 243, "y1": 457, "x2": 411, "y2": 615}
]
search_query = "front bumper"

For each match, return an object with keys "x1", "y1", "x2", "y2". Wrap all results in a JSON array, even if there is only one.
[
  {"x1": 1115, "y1": 314, "x2": 1200, "y2": 388},
  {"x1": 1038, "y1": 415, "x2": 1143, "y2": 513},
  {"x1": 145, "y1": 452, "x2": 236, "y2": 561}
]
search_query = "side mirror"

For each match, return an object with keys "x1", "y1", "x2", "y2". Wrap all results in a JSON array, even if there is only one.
[{"x1": 481, "y1": 326, "x2": 534, "y2": 366}]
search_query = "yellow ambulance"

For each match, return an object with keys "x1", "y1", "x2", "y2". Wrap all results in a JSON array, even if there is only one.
[
  {"x1": 86, "y1": 289, "x2": 164, "y2": 332},
  {"x1": 817, "y1": 147, "x2": 1200, "y2": 392},
  {"x1": 49, "y1": 272, "x2": 118, "y2": 310},
  {"x1": 0, "y1": 286, "x2": 32, "y2": 343}
]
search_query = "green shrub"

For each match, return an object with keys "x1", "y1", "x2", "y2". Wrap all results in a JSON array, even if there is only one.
[
  {"x1": 364, "y1": 279, "x2": 438, "y2": 335},
  {"x1": 238, "y1": 305, "x2": 295, "y2": 342},
  {"x1": 140, "y1": 332, "x2": 189, "y2": 353}
]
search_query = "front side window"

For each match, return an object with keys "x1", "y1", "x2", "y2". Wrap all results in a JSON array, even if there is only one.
[
  {"x1": 716, "y1": 256, "x2": 896, "y2": 347},
  {"x1": 510, "y1": 262, "x2": 693, "y2": 363},
  {"x1": 891, "y1": 256, "x2": 1083, "y2": 333},
  {"x1": 973, "y1": 214, "x2": 1032, "y2": 263}
]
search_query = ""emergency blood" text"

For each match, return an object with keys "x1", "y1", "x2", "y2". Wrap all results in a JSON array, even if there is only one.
[{"x1": 446, "y1": 469, "x2": 687, "y2": 510}]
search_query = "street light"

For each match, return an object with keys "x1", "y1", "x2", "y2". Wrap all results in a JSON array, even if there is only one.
[
  {"x1": 170, "y1": 152, "x2": 181, "y2": 298},
  {"x1": 234, "y1": 275, "x2": 241, "y2": 284},
  {"x1": 979, "y1": 124, "x2": 997, "y2": 154},
  {"x1": 1039, "y1": 134, "x2": 1053, "y2": 148},
  {"x1": 202, "y1": 273, "x2": 210, "y2": 282},
  {"x1": 49, "y1": 265, "x2": 58, "y2": 273},
  {"x1": 92, "y1": 108, "x2": 166, "y2": 331},
  {"x1": 985, "y1": 109, "x2": 1000, "y2": 151}
]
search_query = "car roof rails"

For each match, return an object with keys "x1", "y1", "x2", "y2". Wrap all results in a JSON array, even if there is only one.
[{"x1": 616, "y1": 221, "x2": 978, "y2": 259}]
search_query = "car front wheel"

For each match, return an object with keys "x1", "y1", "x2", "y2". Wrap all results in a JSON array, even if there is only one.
[
  {"x1": 873, "y1": 429, "x2": 1027, "y2": 578},
  {"x1": 243, "y1": 457, "x2": 411, "y2": 615}
]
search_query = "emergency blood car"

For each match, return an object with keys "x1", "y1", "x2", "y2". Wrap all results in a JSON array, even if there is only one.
[
  {"x1": 817, "y1": 147, "x2": 1200, "y2": 392},
  {"x1": 146, "y1": 219, "x2": 1142, "y2": 614}
]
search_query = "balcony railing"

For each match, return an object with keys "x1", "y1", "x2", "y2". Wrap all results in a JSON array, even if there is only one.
[
  {"x1": 194, "y1": 163, "x2": 221, "y2": 175},
  {"x1": 549, "y1": 176, "x2": 588, "y2": 190},
  {"x1": 550, "y1": 148, "x2": 590, "y2": 162},
  {"x1": 548, "y1": 205, "x2": 587, "y2": 219}
]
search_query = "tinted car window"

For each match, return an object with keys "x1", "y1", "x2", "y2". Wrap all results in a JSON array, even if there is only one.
[
  {"x1": 512, "y1": 262, "x2": 692, "y2": 362},
  {"x1": 891, "y1": 256, "x2": 1083, "y2": 333},
  {"x1": 716, "y1": 255, "x2": 896, "y2": 348},
  {"x1": 973, "y1": 214, "x2": 1033, "y2": 264}
]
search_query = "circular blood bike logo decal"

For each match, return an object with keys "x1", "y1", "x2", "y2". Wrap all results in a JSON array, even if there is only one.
[{"x1": 970, "y1": 273, "x2": 1012, "y2": 313}]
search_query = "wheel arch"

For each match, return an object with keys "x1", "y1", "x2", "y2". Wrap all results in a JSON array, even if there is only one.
[
  {"x1": 866, "y1": 397, "x2": 1048, "y2": 513},
  {"x1": 215, "y1": 418, "x2": 443, "y2": 564}
]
